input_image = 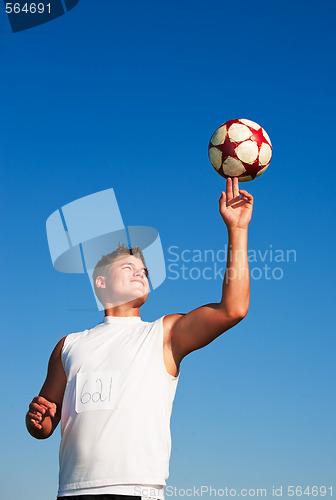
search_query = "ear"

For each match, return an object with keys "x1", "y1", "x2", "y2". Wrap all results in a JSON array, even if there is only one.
[{"x1": 95, "y1": 276, "x2": 106, "y2": 289}]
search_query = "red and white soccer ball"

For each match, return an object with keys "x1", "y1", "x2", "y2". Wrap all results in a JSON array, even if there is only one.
[{"x1": 208, "y1": 118, "x2": 272, "y2": 182}]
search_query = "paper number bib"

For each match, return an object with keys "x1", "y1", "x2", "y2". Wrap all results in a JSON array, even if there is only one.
[{"x1": 75, "y1": 371, "x2": 120, "y2": 413}]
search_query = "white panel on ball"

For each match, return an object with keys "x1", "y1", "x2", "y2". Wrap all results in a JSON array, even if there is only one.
[
  {"x1": 235, "y1": 141, "x2": 259, "y2": 164},
  {"x1": 228, "y1": 123, "x2": 251, "y2": 142},
  {"x1": 259, "y1": 143, "x2": 272, "y2": 166},
  {"x1": 222, "y1": 157, "x2": 246, "y2": 177},
  {"x1": 208, "y1": 147, "x2": 222, "y2": 170},
  {"x1": 211, "y1": 124, "x2": 227, "y2": 145},
  {"x1": 239, "y1": 118, "x2": 260, "y2": 130}
]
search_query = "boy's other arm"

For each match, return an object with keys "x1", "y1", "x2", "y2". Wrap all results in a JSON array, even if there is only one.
[
  {"x1": 26, "y1": 337, "x2": 67, "y2": 439},
  {"x1": 164, "y1": 177, "x2": 253, "y2": 364}
]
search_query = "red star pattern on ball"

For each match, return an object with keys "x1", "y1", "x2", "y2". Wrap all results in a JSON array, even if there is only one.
[{"x1": 208, "y1": 118, "x2": 272, "y2": 182}]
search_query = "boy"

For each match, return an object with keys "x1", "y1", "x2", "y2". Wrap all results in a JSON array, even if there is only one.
[{"x1": 26, "y1": 177, "x2": 253, "y2": 500}]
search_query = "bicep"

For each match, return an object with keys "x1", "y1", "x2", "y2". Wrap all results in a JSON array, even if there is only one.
[
  {"x1": 39, "y1": 337, "x2": 67, "y2": 413},
  {"x1": 170, "y1": 303, "x2": 244, "y2": 359}
]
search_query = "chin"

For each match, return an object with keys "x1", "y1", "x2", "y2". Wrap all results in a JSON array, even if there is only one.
[
  {"x1": 132, "y1": 292, "x2": 149, "y2": 308},
  {"x1": 109, "y1": 293, "x2": 148, "y2": 308},
  {"x1": 133, "y1": 293, "x2": 148, "y2": 305}
]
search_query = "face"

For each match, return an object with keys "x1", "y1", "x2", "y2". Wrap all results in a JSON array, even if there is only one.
[{"x1": 97, "y1": 254, "x2": 150, "y2": 307}]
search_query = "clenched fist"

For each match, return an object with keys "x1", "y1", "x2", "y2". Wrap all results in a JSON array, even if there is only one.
[{"x1": 26, "y1": 396, "x2": 58, "y2": 438}]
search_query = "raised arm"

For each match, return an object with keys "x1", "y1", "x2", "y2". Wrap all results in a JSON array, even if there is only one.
[
  {"x1": 26, "y1": 337, "x2": 67, "y2": 439},
  {"x1": 164, "y1": 177, "x2": 253, "y2": 363}
]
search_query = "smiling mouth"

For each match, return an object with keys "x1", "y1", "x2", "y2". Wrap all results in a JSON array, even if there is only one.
[{"x1": 131, "y1": 280, "x2": 144, "y2": 285}]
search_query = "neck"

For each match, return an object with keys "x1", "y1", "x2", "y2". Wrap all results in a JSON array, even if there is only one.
[{"x1": 104, "y1": 303, "x2": 141, "y2": 318}]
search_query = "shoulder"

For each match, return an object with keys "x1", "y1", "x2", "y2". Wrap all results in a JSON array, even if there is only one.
[
  {"x1": 61, "y1": 327, "x2": 91, "y2": 352},
  {"x1": 50, "y1": 331, "x2": 83, "y2": 364},
  {"x1": 50, "y1": 336, "x2": 67, "y2": 360},
  {"x1": 44, "y1": 337, "x2": 68, "y2": 374}
]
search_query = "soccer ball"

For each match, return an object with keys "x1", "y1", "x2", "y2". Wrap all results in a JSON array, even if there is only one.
[{"x1": 208, "y1": 118, "x2": 272, "y2": 182}]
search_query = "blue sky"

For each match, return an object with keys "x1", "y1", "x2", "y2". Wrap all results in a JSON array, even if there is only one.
[{"x1": 1, "y1": 1, "x2": 335, "y2": 499}]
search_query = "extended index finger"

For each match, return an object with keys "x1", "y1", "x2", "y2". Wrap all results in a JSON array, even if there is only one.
[
  {"x1": 232, "y1": 177, "x2": 239, "y2": 198},
  {"x1": 226, "y1": 177, "x2": 233, "y2": 201}
]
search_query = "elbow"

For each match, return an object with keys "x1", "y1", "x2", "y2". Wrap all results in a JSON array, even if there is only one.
[
  {"x1": 217, "y1": 302, "x2": 249, "y2": 325},
  {"x1": 230, "y1": 305, "x2": 249, "y2": 323},
  {"x1": 219, "y1": 310, "x2": 248, "y2": 328},
  {"x1": 236, "y1": 296, "x2": 250, "y2": 321},
  {"x1": 219, "y1": 292, "x2": 250, "y2": 318},
  {"x1": 238, "y1": 302, "x2": 249, "y2": 320},
  {"x1": 240, "y1": 303, "x2": 249, "y2": 319}
]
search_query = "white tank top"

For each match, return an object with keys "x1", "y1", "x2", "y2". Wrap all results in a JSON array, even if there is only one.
[{"x1": 58, "y1": 315, "x2": 180, "y2": 496}]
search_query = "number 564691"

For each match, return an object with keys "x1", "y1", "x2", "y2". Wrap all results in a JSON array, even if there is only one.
[{"x1": 6, "y1": 3, "x2": 51, "y2": 14}]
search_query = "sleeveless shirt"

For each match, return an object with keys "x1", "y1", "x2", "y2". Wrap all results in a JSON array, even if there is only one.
[{"x1": 57, "y1": 315, "x2": 180, "y2": 496}]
